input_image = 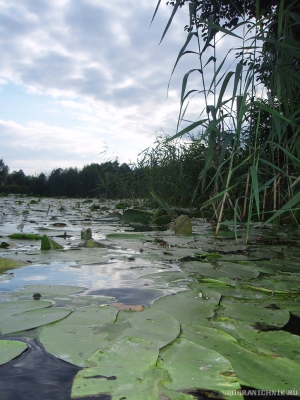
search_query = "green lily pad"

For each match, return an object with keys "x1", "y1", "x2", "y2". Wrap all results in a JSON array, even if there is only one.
[
  {"x1": 80, "y1": 228, "x2": 92, "y2": 240},
  {"x1": 121, "y1": 209, "x2": 153, "y2": 224},
  {"x1": 150, "y1": 208, "x2": 172, "y2": 224},
  {"x1": 39, "y1": 305, "x2": 118, "y2": 367},
  {"x1": 212, "y1": 318, "x2": 300, "y2": 361},
  {"x1": 243, "y1": 275, "x2": 300, "y2": 293},
  {"x1": 100, "y1": 308, "x2": 181, "y2": 349},
  {"x1": 8, "y1": 233, "x2": 41, "y2": 240},
  {"x1": 275, "y1": 300, "x2": 300, "y2": 317},
  {"x1": 170, "y1": 215, "x2": 192, "y2": 235},
  {"x1": 17, "y1": 284, "x2": 86, "y2": 297},
  {"x1": 0, "y1": 301, "x2": 71, "y2": 334},
  {"x1": 151, "y1": 289, "x2": 221, "y2": 326},
  {"x1": 0, "y1": 257, "x2": 28, "y2": 273},
  {"x1": 0, "y1": 340, "x2": 28, "y2": 366},
  {"x1": 219, "y1": 300, "x2": 290, "y2": 329},
  {"x1": 181, "y1": 324, "x2": 300, "y2": 391},
  {"x1": 41, "y1": 234, "x2": 63, "y2": 250},
  {"x1": 141, "y1": 271, "x2": 191, "y2": 289},
  {"x1": 181, "y1": 261, "x2": 259, "y2": 280},
  {"x1": 71, "y1": 337, "x2": 160, "y2": 399},
  {"x1": 106, "y1": 233, "x2": 146, "y2": 242},
  {"x1": 158, "y1": 338, "x2": 241, "y2": 398}
]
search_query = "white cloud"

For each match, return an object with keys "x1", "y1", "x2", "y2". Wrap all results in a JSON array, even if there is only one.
[{"x1": 0, "y1": 0, "x2": 242, "y2": 175}]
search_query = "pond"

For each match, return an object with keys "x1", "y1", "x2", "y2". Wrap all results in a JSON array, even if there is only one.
[{"x1": 0, "y1": 195, "x2": 300, "y2": 399}]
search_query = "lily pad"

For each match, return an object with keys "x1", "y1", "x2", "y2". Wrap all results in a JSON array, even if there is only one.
[
  {"x1": 182, "y1": 261, "x2": 259, "y2": 280},
  {"x1": 0, "y1": 300, "x2": 71, "y2": 334},
  {"x1": 101, "y1": 308, "x2": 181, "y2": 349},
  {"x1": 170, "y1": 215, "x2": 192, "y2": 235},
  {"x1": 212, "y1": 318, "x2": 300, "y2": 361},
  {"x1": 0, "y1": 340, "x2": 28, "y2": 366},
  {"x1": 106, "y1": 233, "x2": 146, "y2": 242},
  {"x1": 71, "y1": 337, "x2": 160, "y2": 399},
  {"x1": 41, "y1": 234, "x2": 63, "y2": 250},
  {"x1": 80, "y1": 228, "x2": 92, "y2": 240},
  {"x1": 121, "y1": 209, "x2": 153, "y2": 224},
  {"x1": 219, "y1": 300, "x2": 290, "y2": 329},
  {"x1": 39, "y1": 305, "x2": 118, "y2": 366},
  {"x1": 0, "y1": 257, "x2": 28, "y2": 273},
  {"x1": 8, "y1": 233, "x2": 41, "y2": 240},
  {"x1": 181, "y1": 324, "x2": 300, "y2": 391},
  {"x1": 158, "y1": 338, "x2": 241, "y2": 398},
  {"x1": 151, "y1": 289, "x2": 221, "y2": 326}
]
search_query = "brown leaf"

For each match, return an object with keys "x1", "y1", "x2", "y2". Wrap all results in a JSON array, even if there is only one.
[{"x1": 109, "y1": 302, "x2": 143, "y2": 312}]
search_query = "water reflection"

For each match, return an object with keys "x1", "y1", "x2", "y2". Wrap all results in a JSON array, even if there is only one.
[{"x1": 0, "y1": 259, "x2": 182, "y2": 305}]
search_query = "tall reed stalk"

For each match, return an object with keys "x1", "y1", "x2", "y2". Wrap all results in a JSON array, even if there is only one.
[{"x1": 151, "y1": 0, "x2": 300, "y2": 241}]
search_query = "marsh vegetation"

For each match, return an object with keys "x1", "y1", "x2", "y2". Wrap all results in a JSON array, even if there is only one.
[{"x1": 0, "y1": 1, "x2": 300, "y2": 398}]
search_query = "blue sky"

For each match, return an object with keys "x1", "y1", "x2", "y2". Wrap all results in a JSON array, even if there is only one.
[{"x1": 0, "y1": 0, "x2": 242, "y2": 176}]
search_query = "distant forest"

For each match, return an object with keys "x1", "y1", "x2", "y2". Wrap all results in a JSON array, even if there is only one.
[
  {"x1": 0, "y1": 137, "x2": 208, "y2": 207},
  {"x1": 0, "y1": 158, "x2": 148, "y2": 199}
]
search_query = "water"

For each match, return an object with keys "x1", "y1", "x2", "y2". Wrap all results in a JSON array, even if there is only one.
[
  {"x1": 0, "y1": 332, "x2": 110, "y2": 400},
  {"x1": 0, "y1": 259, "x2": 181, "y2": 306}
]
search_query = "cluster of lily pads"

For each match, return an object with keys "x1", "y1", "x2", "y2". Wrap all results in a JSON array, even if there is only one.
[{"x1": 0, "y1": 195, "x2": 300, "y2": 399}]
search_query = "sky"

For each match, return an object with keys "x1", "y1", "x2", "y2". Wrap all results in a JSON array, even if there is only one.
[{"x1": 0, "y1": 0, "x2": 240, "y2": 176}]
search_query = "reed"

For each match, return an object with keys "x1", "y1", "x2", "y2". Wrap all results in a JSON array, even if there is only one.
[{"x1": 150, "y1": 0, "x2": 300, "y2": 240}]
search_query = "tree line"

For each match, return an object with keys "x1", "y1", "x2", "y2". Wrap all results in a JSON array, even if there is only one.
[{"x1": 0, "y1": 158, "x2": 148, "y2": 199}]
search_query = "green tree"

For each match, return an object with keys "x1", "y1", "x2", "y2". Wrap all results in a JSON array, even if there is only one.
[{"x1": 0, "y1": 159, "x2": 9, "y2": 185}]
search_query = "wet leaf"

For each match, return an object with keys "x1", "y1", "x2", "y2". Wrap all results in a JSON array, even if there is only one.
[
  {"x1": 181, "y1": 324, "x2": 300, "y2": 391},
  {"x1": 170, "y1": 215, "x2": 192, "y2": 235},
  {"x1": 0, "y1": 300, "x2": 71, "y2": 334},
  {"x1": 8, "y1": 233, "x2": 41, "y2": 240},
  {"x1": 121, "y1": 209, "x2": 153, "y2": 224},
  {"x1": 39, "y1": 305, "x2": 119, "y2": 367},
  {"x1": 71, "y1": 337, "x2": 160, "y2": 399},
  {"x1": 109, "y1": 308, "x2": 181, "y2": 348},
  {"x1": 219, "y1": 300, "x2": 290, "y2": 329},
  {"x1": 158, "y1": 338, "x2": 241, "y2": 398},
  {"x1": 80, "y1": 228, "x2": 92, "y2": 240},
  {"x1": 0, "y1": 340, "x2": 28, "y2": 366},
  {"x1": 109, "y1": 302, "x2": 143, "y2": 311},
  {"x1": 106, "y1": 233, "x2": 147, "y2": 242},
  {"x1": 41, "y1": 234, "x2": 63, "y2": 250},
  {"x1": 212, "y1": 318, "x2": 300, "y2": 361},
  {"x1": 182, "y1": 260, "x2": 259, "y2": 280},
  {"x1": 151, "y1": 289, "x2": 221, "y2": 326},
  {"x1": 0, "y1": 258, "x2": 29, "y2": 273}
]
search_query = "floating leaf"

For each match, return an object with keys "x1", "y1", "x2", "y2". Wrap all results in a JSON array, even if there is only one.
[
  {"x1": 0, "y1": 300, "x2": 71, "y2": 334},
  {"x1": 0, "y1": 258, "x2": 28, "y2": 273},
  {"x1": 80, "y1": 228, "x2": 92, "y2": 240},
  {"x1": 170, "y1": 215, "x2": 192, "y2": 235},
  {"x1": 109, "y1": 303, "x2": 143, "y2": 312},
  {"x1": 41, "y1": 234, "x2": 63, "y2": 250},
  {"x1": 181, "y1": 324, "x2": 300, "y2": 391},
  {"x1": 151, "y1": 289, "x2": 221, "y2": 326},
  {"x1": 158, "y1": 338, "x2": 241, "y2": 398},
  {"x1": 219, "y1": 300, "x2": 290, "y2": 329},
  {"x1": 39, "y1": 305, "x2": 118, "y2": 367},
  {"x1": 121, "y1": 209, "x2": 153, "y2": 224},
  {"x1": 105, "y1": 308, "x2": 181, "y2": 349},
  {"x1": 212, "y1": 318, "x2": 300, "y2": 361},
  {"x1": 106, "y1": 233, "x2": 146, "y2": 242},
  {"x1": 182, "y1": 260, "x2": 259, "y2": 280},
  {"x1": 8, "y1": 233, "x2": 41, "y2": 240},
  {"x1": 71, "y1": 337, "x2": 160, "y2": 399},
  {"x1": 0, "y1": 340, "x2": 28, "y2": 365}
]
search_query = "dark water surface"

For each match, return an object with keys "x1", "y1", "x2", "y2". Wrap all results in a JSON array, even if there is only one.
[{"x1": 0, "y1": 332, "x2": 111, "y2": 400}]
